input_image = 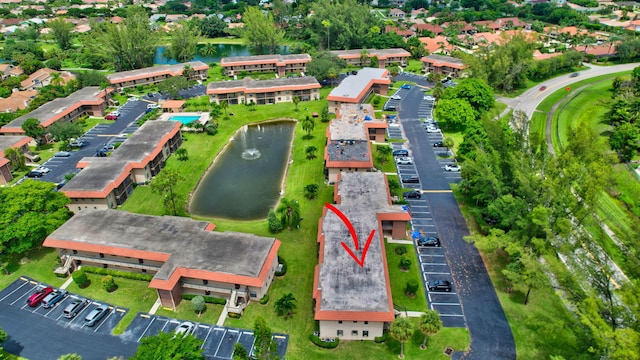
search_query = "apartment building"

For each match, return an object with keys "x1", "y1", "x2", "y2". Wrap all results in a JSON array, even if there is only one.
[
  {"x1": 0, "y1": 87, "x2": 110, "y2": 136},
  {"x1": 62, "y1": 120, "x2": 182, "y2": 213},
  {"x1": 106, "y1": 61, "x2": 209, "y2": 90},
  {"x1": 331, "y1": 48, "x2": 411, "y2": 67},
  {"x1": 44, "y1": 209, "x2": 281, "y2": 312},
  {"x1": 314, "y1": 171, "x2": 411, "y2": 340},
  {"x1": 207, "y1": 77, "x2": 320, "y2": 105},
  {"x1": 220, "y1": 54, "x2": 312, "y2": 77},
  {"x1": 326, "y1": 68, "x2": 390, "y2": 113},
  {"x1": 0, "y1": 135, "x2": 32, "y2": 184},
  {"x1": 420, "y1": 54, "x2": 468, "y2": 78}
]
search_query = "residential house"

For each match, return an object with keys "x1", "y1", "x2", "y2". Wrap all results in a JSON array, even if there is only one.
[
  {"x1": 0, "y1": 136, "x2": 32, "y2": 184},
  {"x1": 0, "y1": 64, "x2": 23, "y2": 79},
  {"x1": 314, "y1": 171, "x2": 411, "y2": 340},
  {"x1": 0, "y1": 89, "x2": 37, "y2": 113},
  {"x1": 419, "y1": 36, "x2": 455, "y2": 54},
  {"x1": 412, "y1": 23, "x2": 444, "y2": 35},
  {"x1": 44, "y1": 209, "x2": 280, "y2": 313},
  {"x1": 62, "y1": 120, "x2": 182, "y2": 213},
  {"x1": 161, "y1": 100, "x2": 185, "y2": 113},
  {"x1": 106, "y1": 61, "x2": 209, "y2": 90},
  {"x1": 20, "y1": 68, "x2": 76, "y2": 90},
  {"x1": 574, "y1": 43, "x2": 618, "y2": 58},
  {"x1": 220, "y1": 54, "x2": 312, "y2": 77},
  {"x1": 388, "y1": 8, "x2": 406, "y2": 18},
  {"x1": 207, "y1": 77, "x2": 320, "y2": 105},
  {"x1": 421, "y1": 54, "x2": 468, "y2": 77},
  {"x1": 326, "y1": 68, "x2": 390, "y2": 113}
]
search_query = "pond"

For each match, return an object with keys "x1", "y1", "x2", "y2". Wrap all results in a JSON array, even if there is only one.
[
  {"x1": 155, "y1": 44, "x2": 290, "y2": 65},
  {"x1": 189, "y1": 121, "x2": 296, "y2": 220}
]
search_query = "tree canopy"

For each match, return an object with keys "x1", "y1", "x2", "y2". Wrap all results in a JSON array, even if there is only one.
[
  {"x1": 0, "y1": 181, "x2": 72, "y2": 255},
  {"x1": 242, "y1": 7, "x2": 284, "y2": 54}
]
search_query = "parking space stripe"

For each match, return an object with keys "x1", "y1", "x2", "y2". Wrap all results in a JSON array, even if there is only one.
[
  {"x1": 431, "y1": 302, "x2": 461, "y2": 306},
  {"x1": 138, "y1": 317, "x2": 156, "y2": 342},
  {"x1": 0, "y1": 280, "x2": 30, "y2": 302},
  {"x1": 439, "y1": 313, "x2": 465, "y2": 317},
  {"x1": 199, "y1": 325, "x2": 214, "y2": 349},
  {"x1": 214, "y1": 328, "x2": 227, "y2": 355},
  {"x1": 94, "y1": 308, "x2": 114, "y2": 332}
]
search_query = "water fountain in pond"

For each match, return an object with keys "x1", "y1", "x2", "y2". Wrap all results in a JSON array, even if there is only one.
[{"x1": 240, "y1": 125, "x2": 262, "y2": 160}]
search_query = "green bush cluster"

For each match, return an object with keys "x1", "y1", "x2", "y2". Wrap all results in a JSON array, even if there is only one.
[
  {"x1": 81, "y1": 266, "x2": 154, "y2": 281},
  {"x1": 308, "y1": 334, "x2": 339, "y2": 349},
  {"x1": 395, "y1": 246, "x2": 407, "y2": 256},
  {"x1": 181, "y1": 294, "x2": 227, "y2": 305},
  {"x1": 259, "y1": 294, "x2": 270, "y2": 305},
  {"x1": 275, "y1": 256, "x2": 287, "y2": 276},
  {"x1": 102, "y1": 275, "x2": 117, "y2": 292},
  {"x1": 71, "y1": 269, "x2": 89, "y2": 287},
  {"x1": 374, "y1": 331, "x2": 388, "y2": 343}
]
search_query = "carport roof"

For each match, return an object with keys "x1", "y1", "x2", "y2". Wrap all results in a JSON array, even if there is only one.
[
  {"x1": 44, "y1": 209, "x2": 280, "y2": 286},
  {"x1": 315, "y1": 172, "x2": 403, "y2": 320}
]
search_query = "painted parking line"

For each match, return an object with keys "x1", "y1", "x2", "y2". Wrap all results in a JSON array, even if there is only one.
[
  {"x1": 423, "y1": 271, "x2": 450, "y2": 275},
  {"x1": 93, "y1": 307, "x2": 114, "y2": 333},
  {"x1": 0, "y1": 279, "x2": 31, "y2": 303}
]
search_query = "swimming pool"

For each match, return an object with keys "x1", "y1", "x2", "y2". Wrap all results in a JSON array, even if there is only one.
[{"x1": 169, "y1": 115, "x2": 200, "y2": 124}]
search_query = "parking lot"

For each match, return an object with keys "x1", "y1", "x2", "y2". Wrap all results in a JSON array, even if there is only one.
[
  {"x1": 0, "y1": 277, "x2": 127, "y2": 335},
  {"x1": 124, "y1": 313, "x2": 288, "y2": 359}
]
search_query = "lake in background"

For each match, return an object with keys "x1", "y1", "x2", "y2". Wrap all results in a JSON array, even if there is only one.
[{"x1": 155, "y1": 44, "x2": 290, "y2": 65}]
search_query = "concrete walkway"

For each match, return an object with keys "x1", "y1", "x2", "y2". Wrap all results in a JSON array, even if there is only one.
[
  {"x1": 216, "y1": 303, "x2": 229, "y2": 326},
  {"x1": 399, "y1": 311, "x2": 426, "y2": 318},
  {"x1": 59, "y1": 276, "x2": 74, "y2": 290},
  {"x1": 386, "y1": 238, "x2": 413, "y2": 244},
  {"x1": 148, "y1": 298, "x2": 162, "y2": 315}
]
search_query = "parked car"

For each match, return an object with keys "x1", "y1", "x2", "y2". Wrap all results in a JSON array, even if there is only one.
[
  {"x1": 105, "y1": 114, "x2": 118, "y2": 120},
  {"x1": 417, "y1": 236, "x2": 441, "y2": 247},
  {"x1": 54, "y1": 151, "x2": 71, "y2": 157},
  {"x1": 392, "y1": 149, "x2": 409, "y2": 157},
  {"x1": 570, "y1": 72, "x2": 579, "y2": 78},
  {"x1": 173, "y1": 322, "x2": 195, "y2": 338},
  {"x1": 395, "y1": 157, "x2": 413, "y2": 165},
  {"x1": 85, "y1": 305, "x2": 109, "y2": 327},
  {"x1": 27, "y1": 287, "x2": 54, "y2": 307},
  {"x1": 384, "y1": 104, "x2": 397, "y2": 111},
  {"x1": 445, "y1": 164, "x2": 461, "y2": 172},
  {"x1": 42, "y1": 289, "x2": 68, "y2": 309},
  {"x1": 433, "y1": 141, "x2": 444, "y2": 148},
  {"x1": 401, "y1": 175, "x2": 420, "y2": 183},
  {"x1": 64, "y1": 298, "x2": 90, "y2": 318},
  {"x1": 109, "y1": 111, "x2": 121, "y2": 117},
  {"x1": 35, "y1": 166, "x2": 50, "y2": 173},
  {"x1": 401, "y1": 84, "x2": 412, "y2": 89},
  {"x1": 390, "y1": 95, "x2": 402, "y2": 100},
  {"x1": 423, "y1": 95, "x2": 434, "y2": 101},
  {"x1": 427, "y1": 280, "x2": 452, "y2": 292},
  {"x1": 26, "y1": 170, "x2": 44, "y2": 178},
  {"x1": 69, "y1": 140, "x2": 86, "y2": 148},
  {"x1": 403, "y1": 190, "x2": 422, "y2": 199},
  {"x1": 426, "y1": 127, "x2": 441, "y2": 133},
  {"x1": 147, "y1": 104, "x2": 160, "y2": 109}
]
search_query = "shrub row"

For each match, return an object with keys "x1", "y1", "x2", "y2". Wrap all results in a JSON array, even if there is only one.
[
  {"x1": 81, "y1": 267, "x2": 154, "y2": 281},
  {"x1": 182, "y1": 294, "x2": 227, "y2": 305},
  {"x1": 259, "y1": 294, "x2": 269, "y2": 305},
  {"x1": 309, "y1": 334, "x2": 340, "y2": 349},
  {"x1": 275, "y1": 256, "x2": 287, "y2": 276},
  {"x1": 374, "y1": 331, "x2": 388, "y2": 343}
]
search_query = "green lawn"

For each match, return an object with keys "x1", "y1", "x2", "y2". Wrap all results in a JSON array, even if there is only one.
[
  {"x1": 0, "y1": 248, "x2": 65, "y2": 290},
  {"x1": 372, "y1": 144, "x2": 396, "y2": 173},
  {"x1": 155, "y1": 301, "x2": 224, "y2": 325},
  {"x1": 63, "y1": 271, "x2": 158, "y2": 334},
  {"x1": 385, "y1": 243, "x2": 428, "y2": 312}
]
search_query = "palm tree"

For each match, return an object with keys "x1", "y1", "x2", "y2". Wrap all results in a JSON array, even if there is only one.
[
  {"x1": 175, "y1": 148, "x2": 188, "y2": 161},
  {"x1": 327, "y1": 68, "x2": 337, "y2": 86},
  {"x1": 443, "y1": 137, "x2": 455, "y2": 156},
  {"x1": 274, "y1": 293, "x2": 297, "y2": 317},
  {"x1": 301, "y1": 116, "x2": 315, "y2": 138},
  {"x1": 292, "y1": 95, "x2": 300, "y2": 111},
  {"x1": 305, "y1": 145, "x2": 317, "y2": 160},
  {"x1": 304, "y1": 183, "x2": 318, "y2": 200},
  {"x1": 390, "y1": 317, "x2": 413, "y2": 359},
  {"x1": 50, "y1": 72, "x2": 63, "y2": 87},
  {"x1": 220, "y1": 100, "x2": 228, "y2": 116},
  {"x1": 4, "y1": 148, "x2": 27, "y2": 171},
  {"x1": 376, "y1": 145, "x2": 392, "y2": 164},
  {"x1": 418, "y1": 310, "x2": 442, "y2": 349},
  {"x1": 182, "y1": 64, "x2": 195, "y2": 79},
  {"x1": 360, "y1": 49, "x2": 369, "y2": 67},
  {"x1": 276, "y1": 198, "x2": 301, "y2": 230},
  {"x1": 199, "y1": 43, "x2": 217, "y2": 58}
]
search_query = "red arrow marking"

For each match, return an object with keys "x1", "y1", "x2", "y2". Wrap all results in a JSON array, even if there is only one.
[{"x1": 325, "y1": 203, "x2": 376, "y2": 267}]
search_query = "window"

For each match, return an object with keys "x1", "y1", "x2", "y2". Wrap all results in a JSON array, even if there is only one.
[
  {"x1": 138, "y1": 259, "x2": 144, "y2": 264},
  {"x1": 141, "y1": 269, "x2": 146, "y2": 273},
  {"x1": 72, "y1": 250, "x2": 77, "y2": 254},
  {"x1": 363, "y1": 331, "x2": 369, "y2": 337},
  {"x1": 99, "y1": 253, "x2": 104, "y2": 258},
  {"x1": 353, "y1": 321, "x2": 357, "y2": 324},
  {"x1": 364, "y1": 321, "x2": 368, "y2": 325},
  {"x1": 250, "y1": 292, "x2": 257, "y2": 298},
  {"x1": 337, "y1": 330, "x2": 343, "y2": 336},
  {"x1": 351, "y1": 330, "x2": 358, "y2": 336},
  {"x1": 235, "y1": 284, "x2": 241, "y2": 289},
  {"x1": 203, "y1": 280, "x2": 208, "y2": 285},
  {"x1": 103, "y1": 264, "x2": 108, "y2": 269},
  {"x1": 338, "y1": 321, "x2": 342, "y2": 324}
]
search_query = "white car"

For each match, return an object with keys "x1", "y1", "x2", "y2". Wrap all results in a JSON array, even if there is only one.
[
  {"x1": 174, "y1": 321, "x2": 195, "y2": 338},
  {"x1": 395, "y1": 157, "x2": 413, "y2": 165},
  {"x1": 35, "y1": 166, "x2": 51, "y2": 173},
  {"x1": 109, "y1": 111, "x2": 121, "y2": 117},
  {"x1": 445, "y1": 164, "x2": 461, "y2": 172},
  {"x1": 390, "y1": 95, "x2": 402, "y2": 100},
  {"x1": 426, "y1": 127, "x2": 441, "y2": 133}
]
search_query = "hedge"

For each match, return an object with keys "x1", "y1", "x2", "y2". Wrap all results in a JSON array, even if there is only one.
[
  {"x1": 182, "y1": 294, "x2": 227, "y2": 305},
  {"x1": 81, "y1": 267, "x2": 154, "y2": 281},
  {"x1": 275, "y1": 256, "x2": 287, "y2": 276},
  {"x1": 374, "y1": 331, "x2": 389, "y2": 343},
  {"x1": 259, "y1": 294, "x2": 269, "y2": 305},
  {"x1": 309, "y1": 334, "x2": 339, "y2": 349}
]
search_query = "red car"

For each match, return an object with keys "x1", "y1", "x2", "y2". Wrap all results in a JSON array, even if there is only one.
[
  {"x1": 539, "y1": 86, "x2": 547, "y2": 91},
  {"x1": 105, "y1": 114, "x2": 118, "y2": 120},
  {"x1": 27, "y1": 286, "x2": 54, "y2": 307}
]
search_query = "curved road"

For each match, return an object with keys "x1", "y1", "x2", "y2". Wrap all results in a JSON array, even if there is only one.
[{"x1": 500, "y1": 62, "x2": 640, "y2": 119}]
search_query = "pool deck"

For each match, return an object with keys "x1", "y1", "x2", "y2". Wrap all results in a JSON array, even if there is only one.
[{"x1": 158, "y1": 111, "x2": 210, "y2": 127}]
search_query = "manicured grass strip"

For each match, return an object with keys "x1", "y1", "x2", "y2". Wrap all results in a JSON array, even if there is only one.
[
  {"x1": 155, "y1": 301, "x2": 224, "y2": 326},
  {"x1": 64, "y1": 272, "x2": 158, "y2": 335},
  {"x1": 372, "y1": 144, "x2": 396, "y2": 173},
  {"x1": 0, "y1": 248, "x2": 65, "y2": 290},
  {"x1": 385, "y1": 243, "x2": 428, "y2": 312}
]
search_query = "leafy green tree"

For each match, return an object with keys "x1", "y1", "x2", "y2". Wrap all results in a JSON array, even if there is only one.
[
  {"x1": 442, "y1": 78, "x2": 495, "y2": 116},
  {"x1": 404, "y1": 279, "x2": 418, "y2": 295},
  {"x1": 199, "y1": 43, "x2": 217, "y2": 58},
  {"x1": 131, "y1": 331, "x2": 204, "y2": 360},
  {"x1": 58, "y1": 354, "x2": 82, "y2": 360},
  {"x1": 166, "y1": 21, "x2": 202, "y2": 63},
  {"x1": 92, "y1": 6, "x2": 157, "y2": 71},
  {"x1": 267, "y1": 209, "x2": 283, "y2": 234},
  {"x1": 301, "y1": 116, "x2": 315, "y2": 138},
  {"x1": 308, "y1": 0, "x2": 380, "y2": 50},
  {"x1": 102, "y1": 275, "x2": 117, "y2": 292},
  {"x1": 292, "y1": 96, "x2": 300, "y2": 112},
  {"x1": 72, "y1": 269, "x2": 89, "y2": 287},
  {"x1": 48, "y1": 19, "x2": 75, "y2": 50},
  {"x1": 150, "y1": 169, "x2": 185, "y2": 216},
  {"x1": 306, "y1": 51, "x2": 347, "y2": 83},
  {"x1": 242, "y1": 7, "x2": 284, "y2": 54},
  {"x1": 0, "y1": 180, "x2": 72, "y2": 254},
  {"x1": 3, "y1": 148, "x2": 27, "y2": 171},
  {"x1": 274, "y1": 292, "x2": 297, "y2": 317},
  {"x1": 175, "y1": 148, "x2": 189, "y2": 161},
  {"x1": 434, "y1": 99, "x2": 476, "y2": 130},
  {"x1": 609, "y1": 122, "x2": 639, "y2": 162},
  {"x1": 418, "y1": 310, "x2": 442, "y2": 349},
  {"x1": 194, "y1": 17, "x2": 228, "y2": 38},
  {"x1": 253, "y1": 316, "x2": 278, "y2": 360},
  {"x1": 443, "y1": 137, "x2": 455, "y2": 155},
  {"x1": 305, "y1": 145, "x2": 318, "y2": 160},
  {"x1": 376, "y1": 145, "x2": 392, "y2": 164},
  {"x1": 304, "y1": 184, "x2": 319, "y2": 200},
  {"x1": 191, "y1": 295, "x2": 206, "y2": 317},
  {"x1": 389, "y1": 316, "x2": 413, "y2": 359},
  {"x1": 158, "y1": 76, "x2": 190, "y2": 99},
  {"x1": 233, "y1": 342, "x2": 249, "y2": 360},
  {"x1": 321, "y1": 105, "x2": 330, "y2": 123},
  {"x1": 399, "y1": 257, "x2": 411, "y2": 271},
  {"x1": 48, "y1": 121, "x2": 84, "y2": 147},
  {"x1": 76, "y1": 71, "x2": 108, "y2": 88},
  {"x1": 276, "y1": 198, "x2": 301, "y2": 230},
  {"x1": 21, "y1": 117, "x2": 45, "y2": 149}
]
